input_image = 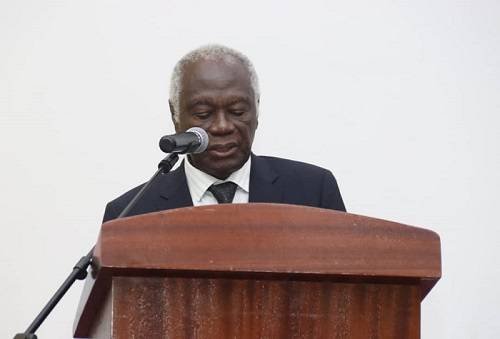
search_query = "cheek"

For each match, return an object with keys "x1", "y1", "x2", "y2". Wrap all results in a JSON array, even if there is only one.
[
  {"x1": 177, "y1": 116, "x2": 193, "y2": 131},
  {"x1": 237, "y1": 121, "x2": 257, "y2": 145},
  {"x1": 179, "y1": 117, "x2": 208, "y2": 131}
]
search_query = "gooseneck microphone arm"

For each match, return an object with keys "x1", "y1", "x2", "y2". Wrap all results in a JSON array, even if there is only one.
[
  {"x1": 116, "y1": 153, "x2": 179, "y2": 218},
  {"x1": 13, "y1": 153, "x2": 180, "y2": 339}
]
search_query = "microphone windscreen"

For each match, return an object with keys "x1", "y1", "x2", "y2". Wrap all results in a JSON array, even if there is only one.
[{"x1": 187, "y1": 127, "x2": 209, "y2": 153}]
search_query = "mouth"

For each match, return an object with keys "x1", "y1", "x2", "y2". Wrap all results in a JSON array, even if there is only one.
[{"x1": 208, "y1": 143, "x2": 238, "y2": 157}]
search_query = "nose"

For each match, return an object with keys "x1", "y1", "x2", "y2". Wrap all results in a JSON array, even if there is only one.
[{"x1": 209, "y1": 111, "x2": 235, "y2": 135}]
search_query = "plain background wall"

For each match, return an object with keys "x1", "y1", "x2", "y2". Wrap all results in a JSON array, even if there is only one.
[{"x1": 1, "y1": 1, "x2": 499, "y2": 338}]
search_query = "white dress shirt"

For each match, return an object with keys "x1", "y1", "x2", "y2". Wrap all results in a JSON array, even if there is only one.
[{"x1": 184, "y1": 156, "x2": 251, "y2": 206}]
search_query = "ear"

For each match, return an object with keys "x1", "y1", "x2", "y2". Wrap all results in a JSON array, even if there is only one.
[
  {"x1": 255, "y1": 96, "x2": 260, "y2": 129},
  {"x1": 169, "y1": 100, "x2": 181, "y2": 132}
]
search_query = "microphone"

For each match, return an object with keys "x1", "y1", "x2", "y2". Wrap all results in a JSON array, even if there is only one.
[{"x1": 159, "y1": 127, "x2": 209, "y2": 154}]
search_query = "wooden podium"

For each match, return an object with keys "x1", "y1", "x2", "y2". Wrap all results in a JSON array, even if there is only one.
[{"x1": 73, "y1": 204, "x2": 441, "y2": 338}]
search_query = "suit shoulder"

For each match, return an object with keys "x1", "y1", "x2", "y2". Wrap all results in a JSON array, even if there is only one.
[
  {"x1": 103, "y1": 182, "x2": 146, "y2": 222},
  {"x1": 102, "y1": 164, "x2": 187, "y2": 222},
  {"x1": 254, "y1": 155, "x2": 346, "y2": 211},
  {"x1": 107, "y1": 182, "x2": 146, "y2": 209},
  {"x1": 257, "y1": 155, "x2": 333, "y2": 176}
]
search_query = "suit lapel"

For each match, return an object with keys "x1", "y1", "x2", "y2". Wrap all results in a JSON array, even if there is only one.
[
  {"x1": 249, "y1": 154, "x2": 282, "y2": 203},
  {"x1": 156, "y1": 162, "x2": 194, "y2": 211},
  {"x1": 155, "y1": 155, "x2": 281, "y2": 208}
]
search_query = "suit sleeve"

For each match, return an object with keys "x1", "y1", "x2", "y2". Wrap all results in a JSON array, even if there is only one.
[
  {"x1": 320, "y1": 170, "x2": 346, "y2": 212},
  {"x1": 102, "y1": 201, "x2": 121, "y2": 223}
]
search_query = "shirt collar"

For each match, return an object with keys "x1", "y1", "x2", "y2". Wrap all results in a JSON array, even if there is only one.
[{"x1": 184, "y1": 156, "x2": 251, "y2": 203}]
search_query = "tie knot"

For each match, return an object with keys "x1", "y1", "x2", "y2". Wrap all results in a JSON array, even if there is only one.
[{"x1": 208, "y1": 182, "x2": 238, "y2": 204}]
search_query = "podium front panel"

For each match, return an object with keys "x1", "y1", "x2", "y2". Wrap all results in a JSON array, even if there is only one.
[{"x1": 88, "y1": 275, "x2": 420, "y2": 339}]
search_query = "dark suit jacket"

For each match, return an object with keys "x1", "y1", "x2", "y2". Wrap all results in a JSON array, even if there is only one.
[{"x1": 103, "y1": 154, "x2": 346, "y2": 222}]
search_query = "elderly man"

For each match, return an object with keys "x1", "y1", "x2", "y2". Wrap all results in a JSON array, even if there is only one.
[{"x1": 103, "y1": 45, "x2": 345, "y2": 222}]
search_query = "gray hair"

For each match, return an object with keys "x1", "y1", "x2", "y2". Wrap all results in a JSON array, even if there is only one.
[{"x1": 169, "y1": 44, "x2": 260, "y2": 122}]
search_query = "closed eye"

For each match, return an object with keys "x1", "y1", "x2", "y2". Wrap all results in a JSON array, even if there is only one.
[
  {"x1": 230, "y1": 110, "x2": 245, "y2": 116},
  {"x1": 193, "y1": 111, "x2": 211, "y2": 119}
]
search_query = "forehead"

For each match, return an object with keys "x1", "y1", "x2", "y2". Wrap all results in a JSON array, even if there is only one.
[{"x1": 180, "y1": 58, "x2": 254, "y2": 102}]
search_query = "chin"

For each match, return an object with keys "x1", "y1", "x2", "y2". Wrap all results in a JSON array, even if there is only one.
[
  {"x1": 210, "y1": 159, "x2": 243, "y2": 178},
  {"x1": 194, "y1": 153, "x2": 249, "y2": 179}
]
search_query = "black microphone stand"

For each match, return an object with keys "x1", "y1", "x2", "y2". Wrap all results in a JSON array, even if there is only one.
[{"x1": 13, "y1": 153, "x2": 179, "y2": 339}]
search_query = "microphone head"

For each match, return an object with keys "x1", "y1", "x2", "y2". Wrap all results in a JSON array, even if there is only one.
[{"x1": 186, "y1": 127, "x2": 209, "y2": 153}]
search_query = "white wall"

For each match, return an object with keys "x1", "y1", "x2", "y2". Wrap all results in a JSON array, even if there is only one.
[{"x1": 1, "y1": 1, "x2": 499, "y2": 338}]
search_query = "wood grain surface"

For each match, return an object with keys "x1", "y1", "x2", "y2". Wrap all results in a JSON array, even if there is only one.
[{"x1": 102, "y1": 276, "x2": 419, "y2": 339}]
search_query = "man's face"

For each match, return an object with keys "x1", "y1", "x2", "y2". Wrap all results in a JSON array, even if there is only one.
[{"x1": 172, "y1": 58, "x2": 258, "y2": 179}]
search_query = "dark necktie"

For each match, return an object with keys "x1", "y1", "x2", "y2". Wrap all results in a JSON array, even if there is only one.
[{"x1": 208, "y1": 182, "x2": 238, "y2": 204}]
